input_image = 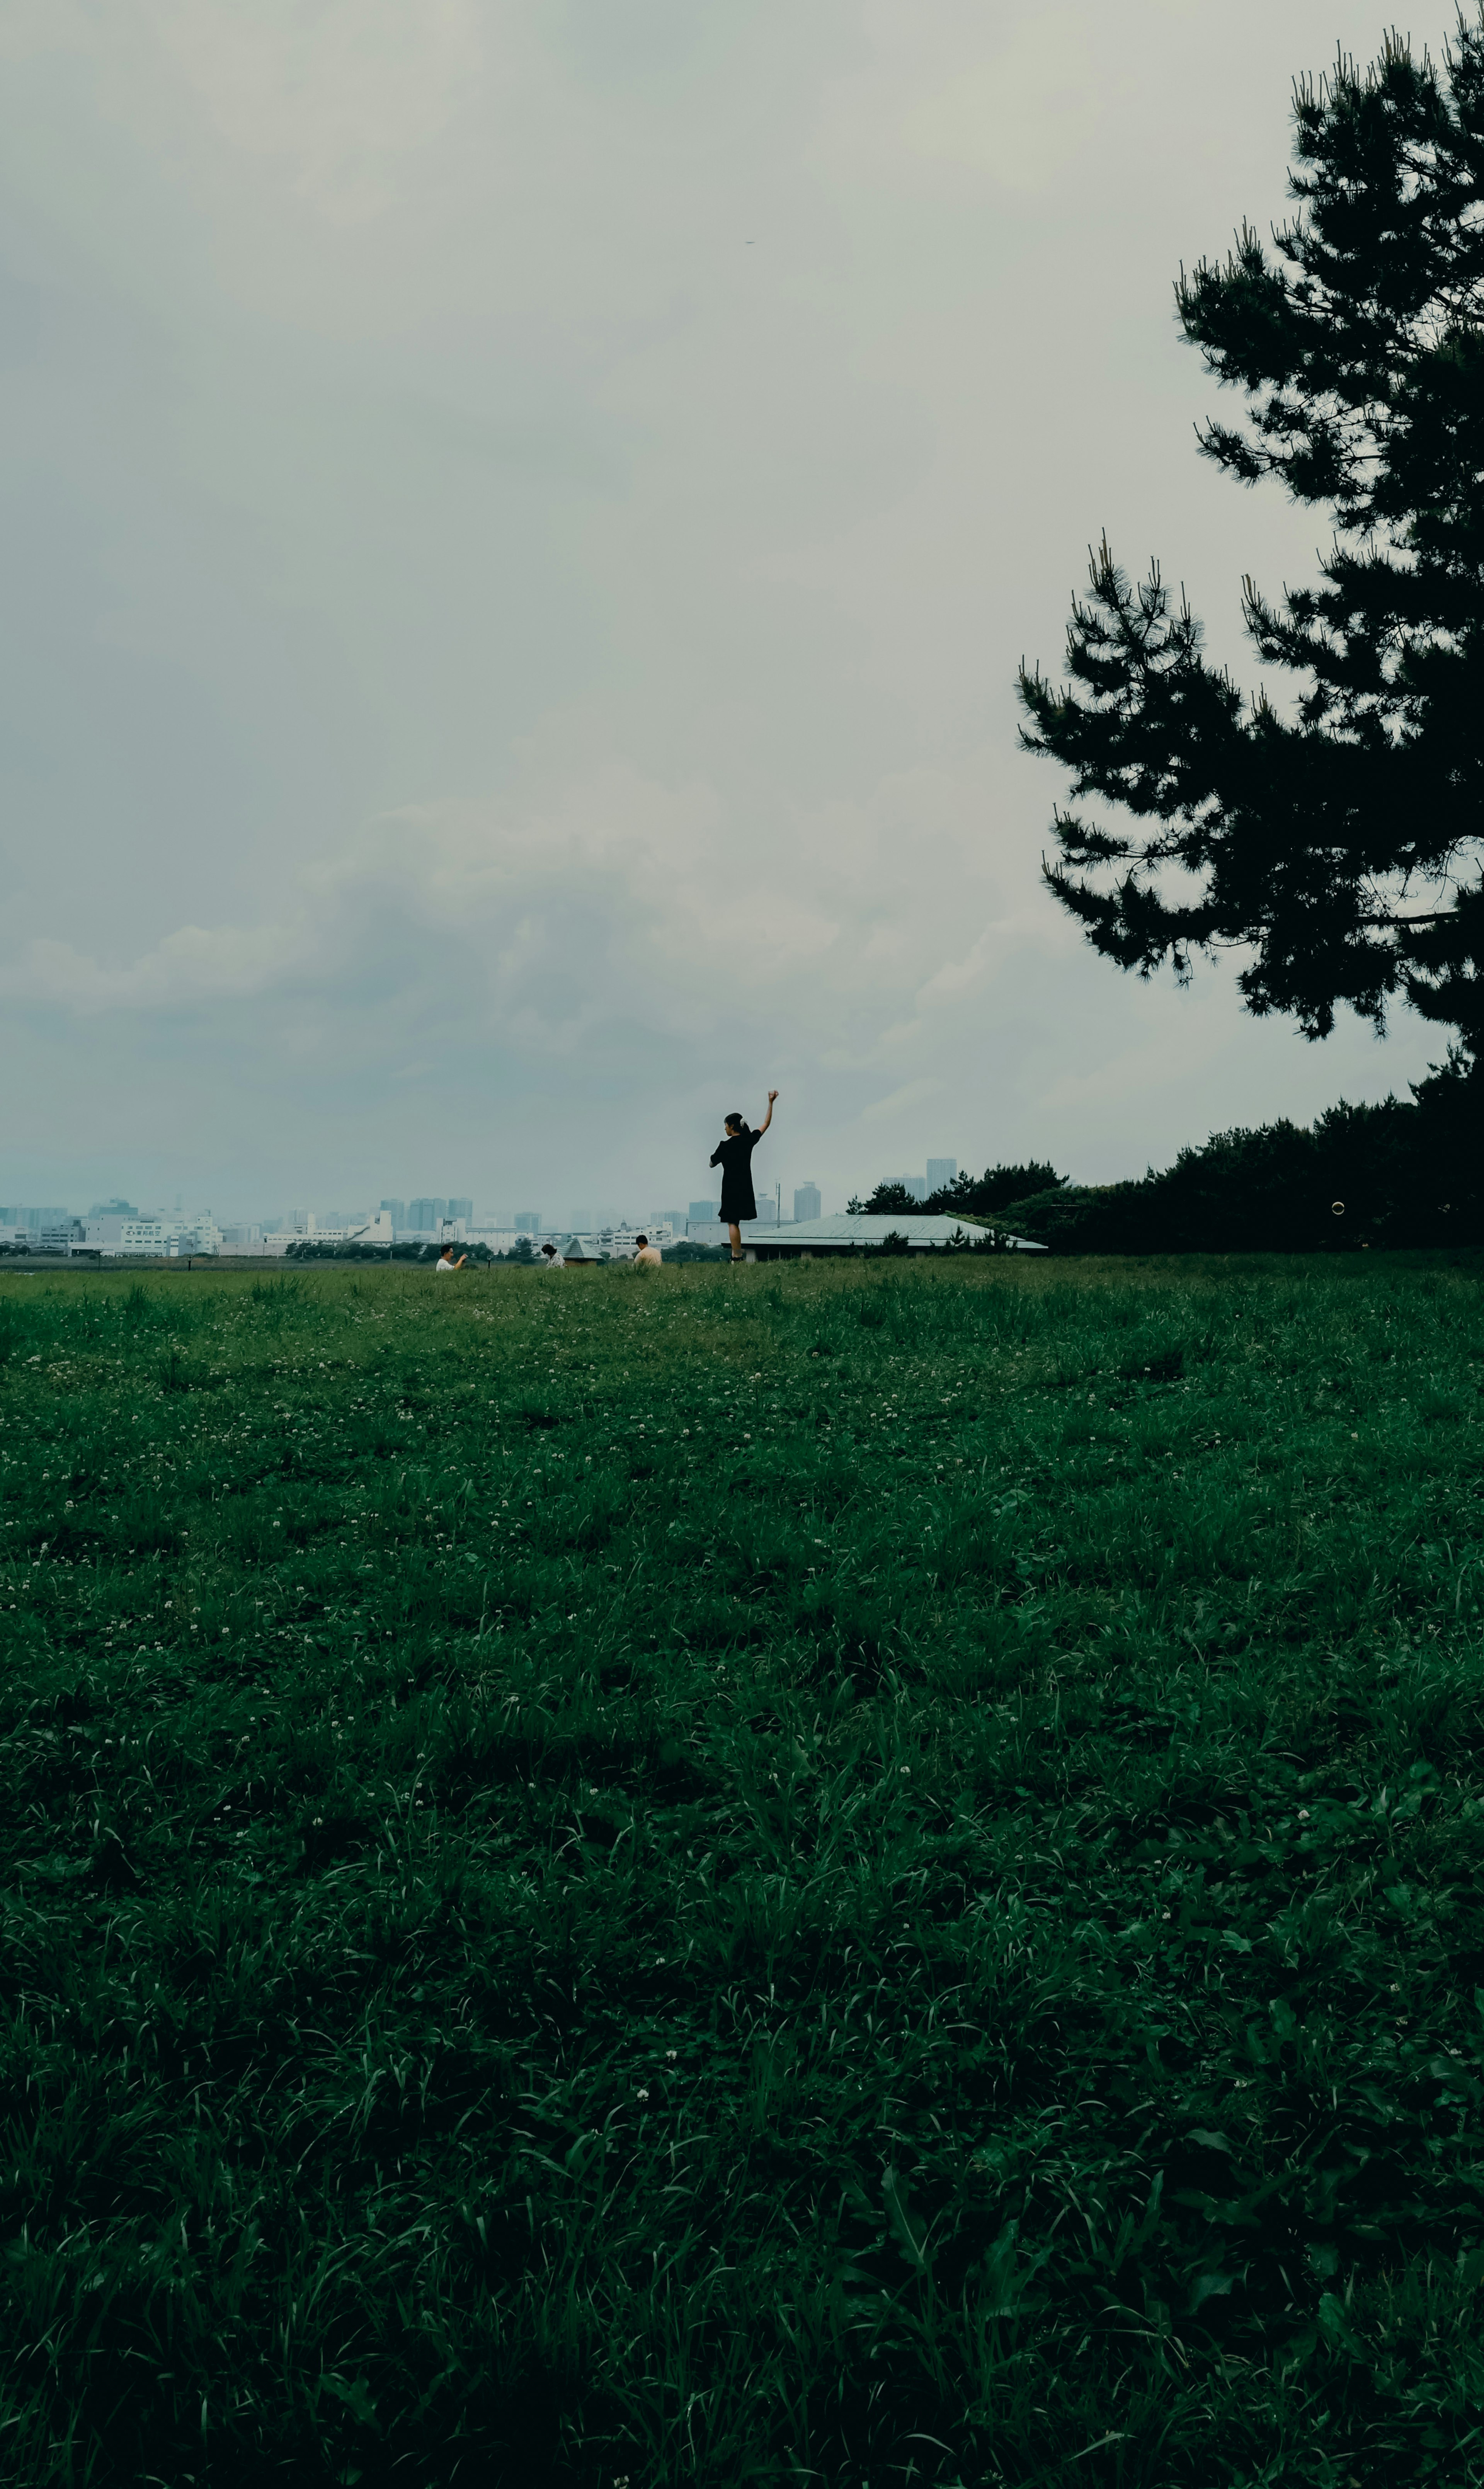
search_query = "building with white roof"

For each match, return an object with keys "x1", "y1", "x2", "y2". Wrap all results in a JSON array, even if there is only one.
[
  {"x1": 745, "y1": 1214, "x2": 1046, "y2": 1259},
  {"x1": 75, "y1": 1212, "x2": 223, "y2": 1257}
]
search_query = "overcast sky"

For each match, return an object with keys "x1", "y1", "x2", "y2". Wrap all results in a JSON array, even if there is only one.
[{"x1": 0, "y1": 0, "x2": 1445, "y2": 1223}]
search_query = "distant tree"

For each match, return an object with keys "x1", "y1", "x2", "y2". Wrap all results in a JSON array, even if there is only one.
[
  {"x1": 1019, "y1": 21, "x2": 1484, "y2": 1055},
  {"x1": 508, "y1": 1236, "x2": 537, "y2": 1265},
  {"x1": 862, "y1": 1181, "x2": 918, "y2": 1214},
  {"x1": 998, "y1": 1061, "x2": 1484, "y2": 1251},
  {"x1": 926, "y1": 1163, "x2": 1066, "y2": 1216}
]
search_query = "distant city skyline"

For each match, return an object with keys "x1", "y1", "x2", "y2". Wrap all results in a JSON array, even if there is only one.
[
  {"x1": 1, "y1": 1163, "x2": 919, "y2": 1227},
  {"x1": 7, "y1": 1114, "x2": 863, "y2": 1242},
  {"x1": 3, "y1": 1155, "x2": 975, "y2": 1241},
  {"x1": 876, "y1": 1159, "x2": 956, "y2": 1203}
]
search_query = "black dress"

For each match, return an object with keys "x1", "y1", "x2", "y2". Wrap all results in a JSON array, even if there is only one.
[{"x1": 711, "y1": 1128, "x2": 758, "y2": 1222}]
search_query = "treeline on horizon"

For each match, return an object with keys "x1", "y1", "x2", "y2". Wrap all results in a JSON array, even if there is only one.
[
  {"x1": 282, "y1": 1238, "x2": 533, "y2": 1266},
  {"x1": 280, "y1": 1236, "x2": 734, "y2": 1266},
  {"x1": 858, "y1": 1055, "x2": 1484, "y2": 1255}
]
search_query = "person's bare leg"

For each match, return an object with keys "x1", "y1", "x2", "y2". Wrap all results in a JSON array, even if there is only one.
[{"x1": 728, "y1": 1222, "x2": 743, "y2": 1263}]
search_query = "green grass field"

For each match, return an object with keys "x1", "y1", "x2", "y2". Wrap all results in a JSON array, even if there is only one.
[{"x1": 3, "y1": 1252, "x2": 1484, "y2": 2487}]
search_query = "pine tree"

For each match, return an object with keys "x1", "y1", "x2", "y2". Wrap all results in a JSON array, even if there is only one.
[
  {"x1": 926, "y1": 1163, "x2": 1066, "y2": 1215},
  {"x1": 1018, "y1": 17, "x2": 1484, "y2": 1051}
]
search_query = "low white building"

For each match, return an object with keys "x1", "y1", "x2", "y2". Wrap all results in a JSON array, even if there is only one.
[
  {"x1": 78, "y1": 1216, "x2": 168, "y2": 1255},
  {"x1": 240, "y1": 1211, "x2": 395, "y2": 1254},
  {"x1": 316, "y1": 1211, "x2": 393, "y2": 1245},
  {"x1": 75, "y1": 1212, "x2": 222, "y2": 1258},
  {"x1": 749, "y1": 1214, "x2": 1047, "y2": 1260},
  {"x1": 580, "y1": 1220, "x2": 676, "y2": 1259}
]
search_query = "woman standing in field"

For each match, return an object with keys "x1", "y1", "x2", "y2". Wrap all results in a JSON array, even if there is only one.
[{"x1": 710, "y1": 1091, "x2": 778, "y2": 1263}]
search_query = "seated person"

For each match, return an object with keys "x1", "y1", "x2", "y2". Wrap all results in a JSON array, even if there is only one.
[
  {"x1": 538, "y1": 1240, "x2": 566, "y2": 1269},
  {"x1": 435, "y1": 1243, "x2": 468, "y2": 1272},
  {"x1": 634, "y1": 1233, "x2": 663, "y2": 1266}
]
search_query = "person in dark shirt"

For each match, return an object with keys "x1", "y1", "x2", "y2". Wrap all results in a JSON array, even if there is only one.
[{"x1": 710, "y1": 1091, "x2": 778, "y2": 1262}]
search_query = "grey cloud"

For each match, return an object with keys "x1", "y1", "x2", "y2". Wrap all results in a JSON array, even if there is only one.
[{"x1": 0, "y1": 0, "x2": 1443, "y2": 1217}]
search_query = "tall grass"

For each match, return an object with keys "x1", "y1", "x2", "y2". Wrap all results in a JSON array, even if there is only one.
[{"x1": 2, "y1": 1253, "x2": 1483, "y2": 2484}]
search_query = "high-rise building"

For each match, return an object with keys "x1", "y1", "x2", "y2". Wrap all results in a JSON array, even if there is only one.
[
  {"x1": 512, "y1": 1210, "x2": 541, "y2": 1235},
  {"x1": 926, "y1": 1158, "x2": 957, "y2": 1192},
  {"x1": 656, "y1": 1211, "x2": 686, "y2": 1236},
  {"x1": 688, "y1": 1199, "x2": 717, "y2": 1222},
  {"x1": 408, "y1": 1197, "x2": 446, "y2": 1231},
  {"x1": 794, "y1": 1182, "x2": 821, "y2": 1223},
  {"x1": 381, "y1": 1198, "x2": 406, "y2": 1226},
  {"x1": 446, "y1": 1197, "x2": 473, "y2": 1222}
]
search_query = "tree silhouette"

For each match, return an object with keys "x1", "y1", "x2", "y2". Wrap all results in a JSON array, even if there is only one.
[
  {"x1": 926, "y1": 1163, "x2": 1065, "y2": 1216},
  {"x1": 1019, "y1": 19, "x2": 1484, "y2": 1052}
]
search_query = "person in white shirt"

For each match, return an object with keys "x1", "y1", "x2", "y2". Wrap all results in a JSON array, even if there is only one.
[
  {"x1": 634, "y1": 1234, "x2": 662, "y2": 1266},
  {"x1": 435, "y1": 1244, "x2": 467, "y2": 1273},
  {"x1": 538, "y1": 1241, "x2": 566, "y2": 1269}
]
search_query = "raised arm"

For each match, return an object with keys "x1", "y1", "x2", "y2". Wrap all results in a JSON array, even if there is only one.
[{"x1": 756, "y1": 1088, "x2": 779, "y2": 1137}]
